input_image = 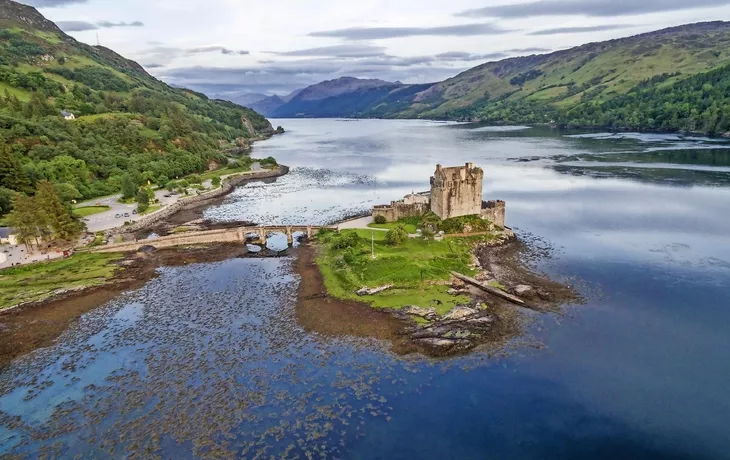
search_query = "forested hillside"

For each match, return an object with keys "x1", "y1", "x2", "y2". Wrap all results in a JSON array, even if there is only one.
[
  {"x1": 0, "y1": 0, "x2": 274, "y2": 218},
  {"x1": 248, "y1": 21, "x2": 730, "y2": 136}
]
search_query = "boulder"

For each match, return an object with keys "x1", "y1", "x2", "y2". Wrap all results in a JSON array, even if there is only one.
[
  {"x1": 451, "y1": 278, "x2": 466, "y2": 289},
  {"x1": 443, "y1": 306, "x2": 478, "y2": 321},
  {"x1": 404, "y1": 306, "x2": 437, "y2": 318},
  {"x1": 356, "y1": 284, "x2": 393, "y2": 296},
  {"x1": 137, "y1": 245, "x2": 158, "y2": 253},
  {"x1": 513, "y1": 285, "x2": 533, "y2": 296}
]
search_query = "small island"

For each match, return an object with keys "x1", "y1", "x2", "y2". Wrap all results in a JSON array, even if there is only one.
[{"x1": 312, "y1": 163, "x2": 575, "y2": 354}]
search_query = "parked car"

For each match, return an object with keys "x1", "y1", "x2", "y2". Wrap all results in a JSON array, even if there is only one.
[
  {"x1": 132, "y1": 209, "x2": 138, "y2": 215},
  {"x1": 115, "y1": 213, "x2": 121, "y2": 218},
  {"x1": 124, "y1": 213, "x2": 130, "y2": 218},
  {"x1": 163, "y1": 194, "x2": 171, "y2": 198}
]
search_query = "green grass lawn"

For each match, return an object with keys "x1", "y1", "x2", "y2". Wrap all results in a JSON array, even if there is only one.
[
  {"x1": 73, "y1": 205, "x2": 111, "y2": 217},
  {"x1": 0, "y1": 253, "x2": 124, "y2": 309},
  {"x1": 139, "y1": 204, "x2": 162, "y2": 215},
  {"x1": 367, "y1": 222, "x2": 419, "y2": 234},
  {"x1": 316, "y1": 230, "x2": 483, "y2": 313}
]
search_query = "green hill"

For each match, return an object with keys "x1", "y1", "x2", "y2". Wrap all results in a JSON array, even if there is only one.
[
  {"x1": 0, "y1": 0, "x2": 275, "y2": 216},
  {"x1": 256, "y1": 22, "x2": 730, "y2": 135},
  {"x1": 399, "y1": 22, "x2": 730, "y2": 122}
]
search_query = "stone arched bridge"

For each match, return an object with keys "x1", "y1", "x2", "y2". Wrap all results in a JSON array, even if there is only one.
[{"x1": 91, "y1": 226, "x2": 334, "y2": 253}]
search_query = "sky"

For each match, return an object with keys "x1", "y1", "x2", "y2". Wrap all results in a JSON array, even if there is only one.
[{"x1": 19, "y1": 0, "x2": 730, "y2": 98}]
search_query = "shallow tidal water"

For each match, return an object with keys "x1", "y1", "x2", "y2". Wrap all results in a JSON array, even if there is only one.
[{"x1": 2, "y1": 120, "x2": 730, "y2": 458}]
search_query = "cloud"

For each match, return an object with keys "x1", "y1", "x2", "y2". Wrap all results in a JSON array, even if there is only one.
[
  {"x1": 57, "y1": 20, "x2": 144, "y2": 32},
  {"x1": 435, "y1": 51, "x2": 509, "y2": 61},
  {"x1": 506, "y1": 47, "x2": 552, "y2": 54},
  {"x1": 159, "y1": 58, "x2": 471, "y2": 96},
  {"x1": 270, "y1": 44, "x2": 387, "y2": 58},
  {"x1": 529, "y1": 25, "x2": 633, "y2": 35},
  {"x1": 186, "y1": 46, "x2": 249, "y2": 56},
  {"x1": 19, "y1": 0, "x2": 88, "y2": 7},
  {"x1": 456, "y1": 0, "x2": 730, "y2": 18},
  {"x1": 308, "y1": 23, "x2": 511, "y2": 40}
]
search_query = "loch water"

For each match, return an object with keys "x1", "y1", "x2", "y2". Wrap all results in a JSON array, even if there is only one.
[{"x1": 2, "y1": 119, "x2": 730, "y2": 459}]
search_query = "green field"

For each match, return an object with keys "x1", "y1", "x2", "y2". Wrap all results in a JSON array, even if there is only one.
[
  {"x1": 0, "y1": 253, "x2": 124, "y2": 309},
  {"x1": 367, "y1": 222, "x2": 419, "y2": 234},
  {"x1": 73, "y1": 205, "x2": 111, "y2": 217},
  {"x1": 316, "y1": 230, "x2": 487, "y2": 314},
  {"x1": 139, "y1": 204, "x2": 162, "y2": 215}
]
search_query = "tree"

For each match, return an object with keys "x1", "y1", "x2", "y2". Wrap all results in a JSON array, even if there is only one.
[
  {"x1": 386, "y1": 225, "x2": 408, "y2": 246},
  {"x1": 120, "y1": 173, "x2": 137, "y2": 200},
  {"x1": 374, "y1": 215, "x2": 387, "y2": 224},
  {"x1": 0, "y1": 141, "x2": 31, "y2": 192},
  {"x1": 0, "y1": 186, "x2": 15, "y2": 216},
  {"x1": 54, "y1": 183, "x2": 82, "y2": 203},
  {"x1": 5, "y1": 194, "x2": 41, "y2": 251},
  {"x1": 136, "y1": 188, "x2": 150, "y2": 212},
  {"x1": 35, "y1": 180, "x2": 83, "y2": 241}
]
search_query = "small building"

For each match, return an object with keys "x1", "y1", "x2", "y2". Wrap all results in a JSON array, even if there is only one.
[
  {"x1": 0, "y1": 227, "x2": 17, "y2": 245},
  {"x1": 61, "y1": 109, "x2": 75, "y2": 120}
]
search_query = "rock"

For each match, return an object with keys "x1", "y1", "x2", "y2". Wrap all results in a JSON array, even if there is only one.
[
  {"x1": 513, "y1": 285, "x2": 533, "y2": 296},
  {"x1": 443, "y1": 306, "x2": 478, "y2": 321},
  {"x1": 356, "y1": 284, "x2": 393, "y2": 296},
  {"x1": 137, "y1": 245, "x2": 158, "y2": 253},
  {"x1": 447, "y1": 288, "x2": 468, "y2": 295},
  {"x1": 404, "y1": 306, "x2": 437, "y2": 318},
  {"x1": 415, "y1": 338, "x2": 457, "y2": 348},
  {"x1": 451, "y1": 278, "x2": 466, "y2": 289},
  {"x1": 475, "y1": 272, "x2": 489, "y2": 282},
  {"x1": 467, "y1": 316, "x2": 495, "y2": 325}
]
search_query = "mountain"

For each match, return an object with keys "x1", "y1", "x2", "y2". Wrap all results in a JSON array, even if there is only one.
[
  {"x1": 247, "y1": 22, "x2": 730, "y2": 134},
  {"x1": 227, "y1": 92, "x2": 269, "y2": 106},
  {"x1": 0, "y1": 0, "x2": 276, "y2": 214},
  {"x1": 252, "y1": 77, "x2": 409, "y2": 117},
  {"x1": 396, "y1": 22, "x2": 730, "y2": 124}
]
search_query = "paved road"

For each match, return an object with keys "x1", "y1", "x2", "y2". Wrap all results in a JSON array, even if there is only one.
[{"x1": 78, "y1": 190, "x2": 181, "y2": 233}]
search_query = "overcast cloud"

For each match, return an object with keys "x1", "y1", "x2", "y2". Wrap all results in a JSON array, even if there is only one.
[{"x1": 21, "y1": 0, "x2": 730, "y2": 97}]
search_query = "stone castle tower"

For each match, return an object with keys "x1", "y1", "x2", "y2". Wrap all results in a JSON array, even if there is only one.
[{"x1": 430, "y1": 163, "x2": 484, "y2": 220}]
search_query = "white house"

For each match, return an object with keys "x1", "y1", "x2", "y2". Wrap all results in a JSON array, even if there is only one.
[
  {"x1": 61, "y1": 109, "x2": 75, "y2": 120},
  {"x1": 0, "y1": 227, "x2": 17, "y2": 245}
]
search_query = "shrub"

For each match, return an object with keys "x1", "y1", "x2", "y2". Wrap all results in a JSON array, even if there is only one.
[
  {"x1": 386, "y1": 226, "x2": 408, "y2": 246},
  {"x1": 211, "y1": 176, "x2": 221, "y2": 187},
  {"x1": 374, "y1": 215, "x2": 387, "y2": 224},
  {"x1": 332, "y1": 231, "x2": 362, "y2": 250}
]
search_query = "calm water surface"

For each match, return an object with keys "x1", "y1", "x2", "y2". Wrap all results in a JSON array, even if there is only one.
[{"x1": 2, "y1": 120, "x2": 729, "y2": 458}]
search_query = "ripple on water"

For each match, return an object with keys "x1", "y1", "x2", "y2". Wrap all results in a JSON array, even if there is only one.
[{"x1": 0, "y1": 258, "x2": 499, "y2": 458}]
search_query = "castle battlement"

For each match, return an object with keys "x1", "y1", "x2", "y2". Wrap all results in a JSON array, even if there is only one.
[{"x1": 372, "y1": 163, "x2": 506, "y2": 227}]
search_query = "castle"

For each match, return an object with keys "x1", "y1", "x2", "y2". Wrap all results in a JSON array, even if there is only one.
[{"x1": 372, "y1": 163, "x2": 506, "y2": 228}]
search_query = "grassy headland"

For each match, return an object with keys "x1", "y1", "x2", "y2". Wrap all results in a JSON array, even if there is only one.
[
  {"x1": 315, "y1": 225, "x2": 502, "y2": 315},
  {"x1": 0, "y1": 252, "x2": 124, "y2": 309}
]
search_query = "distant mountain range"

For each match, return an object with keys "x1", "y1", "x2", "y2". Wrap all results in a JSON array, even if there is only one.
[{"x1": 232, "y1": 22, "x2": 730, "y2": 135}]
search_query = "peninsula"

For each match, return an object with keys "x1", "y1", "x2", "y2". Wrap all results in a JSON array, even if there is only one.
[{"x1": 312, "y1": 163, "x2": 575, "y2": 354}]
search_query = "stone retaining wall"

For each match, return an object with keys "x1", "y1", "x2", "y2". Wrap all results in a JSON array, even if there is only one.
[
  {"x1": 109, "y1": 165, "x2": 289, "y2": 235},
  {"x1": 95, "y1": 228, "x2": 246, "y2": 253}
]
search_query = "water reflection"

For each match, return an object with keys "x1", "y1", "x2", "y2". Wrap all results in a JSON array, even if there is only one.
[{"x1": 2, "y1": 119, "x2": 729, "y2": 458}]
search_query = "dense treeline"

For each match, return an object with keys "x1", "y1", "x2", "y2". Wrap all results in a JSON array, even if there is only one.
[
  {"x1": 439, "y1": 64, "x2": 730, "y2": 135},
  {"x1": 0, "y1": 26, "x2": 273, "y2": 218},
  {"x1": 562, "y1": 64, "x2": 730, "y2": 134}
]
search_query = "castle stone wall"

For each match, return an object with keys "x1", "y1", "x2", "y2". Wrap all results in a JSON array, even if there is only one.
[
  {"x1": 430, "y1": 163, "x2": 484, "y2": 220},
  {"x1": 481, "y1": 200, "x2": 506, "y2": 228}
]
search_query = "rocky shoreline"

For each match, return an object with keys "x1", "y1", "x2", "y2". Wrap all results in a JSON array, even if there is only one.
[{"x1": 298, "y1": 235, "x2": 580, "y2": 357}]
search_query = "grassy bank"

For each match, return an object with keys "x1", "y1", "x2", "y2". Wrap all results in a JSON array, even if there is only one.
[
  {"x1": 73, "y1": 205, "x2": 111, "y2": 217},
  {"x1": 0, "y1": 253, "x2": 124, "y2": 309},
  {"x1": 315, "y1": 229, "x2": 494, "y2": 315}
]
